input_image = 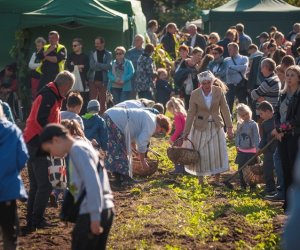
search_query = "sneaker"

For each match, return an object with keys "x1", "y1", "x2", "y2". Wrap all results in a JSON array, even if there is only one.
[{"x1": 264, "y1": 192, "x2": 285, "y2": 202}]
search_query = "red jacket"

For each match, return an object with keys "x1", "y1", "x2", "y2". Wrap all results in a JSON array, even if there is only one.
[{"x1": 23, "y1": 82, "x2": 63, "y2": 144}]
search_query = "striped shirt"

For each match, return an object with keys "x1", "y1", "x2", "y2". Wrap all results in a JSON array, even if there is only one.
[{"x1": 251, "y1": 73, "x2": 281, "y2": 108}]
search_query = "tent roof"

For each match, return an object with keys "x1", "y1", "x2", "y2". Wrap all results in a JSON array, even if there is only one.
[
  {"x1": 21, "y1": 0, "x2": 128, "y2": 31},
  {"x1": 212, "y1": 0, "x2": 300, "y2": 12},
  {"x1": 101, "y1": 0, "x2": 134, "y2": 16}
]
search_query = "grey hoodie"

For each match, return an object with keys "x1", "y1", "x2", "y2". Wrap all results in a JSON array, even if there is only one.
[{"x1": 69, "y1": 140, "x2": 114, "y2": 222}]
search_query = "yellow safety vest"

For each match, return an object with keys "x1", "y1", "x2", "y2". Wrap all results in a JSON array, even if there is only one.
[{"x1": 36, "y1": 43, "x2": 66, "y2": 75}]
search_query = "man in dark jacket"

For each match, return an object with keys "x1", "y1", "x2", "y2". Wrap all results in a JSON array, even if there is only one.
[
  {"x1": 23, "y1": 71, "x2": 74, "y2": 230},
  {"x1": 217, "y1": 29, "x2": 235, "y2": 58},
  {"x1": 185, "y1": 24, "x2": 206, "y2": 51}
]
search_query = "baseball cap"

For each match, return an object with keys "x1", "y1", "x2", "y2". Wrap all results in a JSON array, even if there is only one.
[{"x1": 256, "y1": 32, "x2": 269, "y2": 39}]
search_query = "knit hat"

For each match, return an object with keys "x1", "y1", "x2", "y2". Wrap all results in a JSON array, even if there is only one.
[{"x1": 87, "y1": 99, "x2": 100, "y2": 112}]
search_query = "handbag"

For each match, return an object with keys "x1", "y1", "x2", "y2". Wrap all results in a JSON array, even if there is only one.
[
  {"x1": 47, "y1": 156, "x2": 67, "y2": 189},
  {"x1": 71, "y1": 65, "x2": 84, "y2": 92},
  {"x1": 60, "y1": 161, "x2": 101, "y2": 223}
]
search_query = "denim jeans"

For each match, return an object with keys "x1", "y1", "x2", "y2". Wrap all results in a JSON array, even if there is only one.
[
  {"x1": 110, "y1": 88, "x2": 130, "y2": 105},
  {"x1": 26, "y1": 144, "x2": 52, "y2": 226},
  {"x1": 282, "y1": 186, "x2": 300, "y2": 250},
  {"x1": 263, "y1": 151, "x2": 276, "y2": 192},
  {"x1": 273, "y1": 147, "x2": 285, "y2": 194}
]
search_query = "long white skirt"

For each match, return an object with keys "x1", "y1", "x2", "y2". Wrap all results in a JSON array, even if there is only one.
[{"x1": 184, "y1": 122, "x2": 229, "y2": 176}]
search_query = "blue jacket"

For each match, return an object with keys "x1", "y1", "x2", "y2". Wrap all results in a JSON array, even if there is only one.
[
  {"x1": 107, "y1": 59, "x2": 134, "y2": 92},
  {"x1": 82, "y1": 113, "x2": 108, "y2": 150},
  {"x1": 0, "y1": 120, "x2": 28, "y2": 202}
]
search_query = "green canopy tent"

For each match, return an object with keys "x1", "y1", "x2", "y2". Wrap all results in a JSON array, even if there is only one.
[
  {"x1": 202, "y1": 0, "x2": 300, "y2": 40},
  {"x1": 0, "y1": 0, "x2": 49, "y2": 67},
  {"x1": 20, "y1": 0, "x2": 129, "y2": 53},
  {"x1": 0, "y1": 0, "x2": 135, "y2": 68},
  {"x1": 101, "y1": 0, "x2": 147, "y2": 42}
]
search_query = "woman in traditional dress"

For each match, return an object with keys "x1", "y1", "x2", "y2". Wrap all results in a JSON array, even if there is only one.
[
  {"x1": 182, "y1": 71, "x2": 233, "y2": 185},
  {"x1": 103, "y1": 107, "x2": 171, "y2": 187}
]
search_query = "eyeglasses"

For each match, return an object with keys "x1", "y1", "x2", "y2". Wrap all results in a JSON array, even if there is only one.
[
  {"x1": 115, "y1": 52, "x2": 124, "y2": 55},
  {"x1": 72, "y1": 44, "x2": 79, "y2": 47}
]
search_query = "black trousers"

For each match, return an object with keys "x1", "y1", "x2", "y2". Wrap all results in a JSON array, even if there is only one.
[
  {"x1": 0, "y1": 200, "x2": 18, "y2": 250},
  {"x1": 72, "y1": 208, "x2": 114, "y2": 250},
  {"x1": 279, "y1": 134, "x2": 300, "y2": 210},
  {"x1": 26, "y1": 144, "x2": 52, "y2": 226}
]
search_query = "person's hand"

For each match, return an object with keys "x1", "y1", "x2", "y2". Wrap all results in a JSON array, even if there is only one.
[
  {"x1": 227, "y1": 127, "x2": 234, "y2": 139},
  {"x1": 91, "y1": 139, "x2": 98, "y2": 147},
  {"x1": 257, "y1": 96, "x2": 265, "y2": 102},
  {"x1": 275, "y1": 132, "x2": 284, "y2": 142},
  {"x1": 90, "y1": 220, "x2": 103, "y2": 235},
  {"x1": 271, "y1": 128, "x2": 278, "y2": 137}
]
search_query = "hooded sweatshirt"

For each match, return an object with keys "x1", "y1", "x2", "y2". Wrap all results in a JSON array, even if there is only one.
[
  {"x1": 0, "y1": 119, "x2": 28, "y2": 202},
  {"x1": 82, "y1": 113, "x2": 108, "y2": 150},
  {"x1": 23, "y1": 82, "x2": 63, "y2": 145}
]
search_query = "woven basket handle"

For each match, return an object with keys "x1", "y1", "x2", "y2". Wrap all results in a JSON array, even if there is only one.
[{"x1": 173, "y1": 137, "x2": 196, "y2": 150}]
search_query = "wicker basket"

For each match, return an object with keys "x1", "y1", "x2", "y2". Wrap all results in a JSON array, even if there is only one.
[
  {"x1": 132, "y1": 157, "x2": 158, "y2": 177},
  {"x1": 242, "y1": 163, "x2": 264, "y2": 185},
  {"x1": 167, "y1": 138, "x2": 200, "y2": 165}
]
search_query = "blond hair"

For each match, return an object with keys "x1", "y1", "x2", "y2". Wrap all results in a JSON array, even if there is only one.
[
  {"x1": 166, "y1": 97, "x2": 186, "y2": 117},
  {"x1": 236, "y1": 103, "x2": 252, "y2": 125}
]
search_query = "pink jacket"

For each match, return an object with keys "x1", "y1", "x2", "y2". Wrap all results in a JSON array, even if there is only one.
[{"x1": 171, "y1": 112, "x2": 186, "y2": 142}]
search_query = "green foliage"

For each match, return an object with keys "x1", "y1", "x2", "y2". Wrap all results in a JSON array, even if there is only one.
[{"x1": 9, "y1": 29, "x2": 32, "y2": 119}]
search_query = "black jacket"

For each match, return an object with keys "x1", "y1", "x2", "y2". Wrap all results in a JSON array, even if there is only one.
[{"x1": 185, "y1": 33, "x2": 206, "y2": 51}]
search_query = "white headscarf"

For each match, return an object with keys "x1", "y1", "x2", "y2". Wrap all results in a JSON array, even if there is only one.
[{"x1": 197, "y1": 70, "x2": 215, "y2": 84}]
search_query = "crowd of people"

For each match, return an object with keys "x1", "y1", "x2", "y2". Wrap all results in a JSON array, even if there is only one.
[{"x1": 1, "y1": 19, "x2": 300, "y2": 250}]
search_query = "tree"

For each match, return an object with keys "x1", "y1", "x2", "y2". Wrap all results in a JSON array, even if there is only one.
[{"x1": 140, "y1": 0, "x2": 300, "y2": 29}]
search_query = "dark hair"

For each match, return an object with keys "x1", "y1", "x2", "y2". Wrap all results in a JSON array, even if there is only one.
[
  {"x1": 39, "y1": 123, "x2": 69, "y2": 144},
  {"x1": 66, "y1": 91, "x2": 83, "y2": 108},
  {"x1": 148, "y1": 19, "x2": 158, "y2": 29},
  {"x1": 267, "y1": 39, "x2": 277, "y2": 49},
  {"x1": 281, "y1": 55, "x2": 295, "y2": 67},
  {"x1": 72, "y1": 38, "x2": 83, "y2": 46},
  {"x1": 248, "y1": 44, "x2": 258, "y2": 51},
  {"x1": 212, "y1": 45, "x2": 224, "y2": 55},
  {"x1": 95, "y1": 36, "x2": 105, "y2": 44},
  {"x1": 156, "y1": 114, "x2": 172, "y2": 135},
  {"x1": 257, "y1": 101, "x2": 274, "y2": 113},
  {"x1": 144, "y1": 43, "x2": 155, "y2": 54},
  {"x1": 261, "y1": 58, "x2": 276, "y2": 72},
  {"x1": 153, "y1": 103, "x2": 164, "y2": 114}
]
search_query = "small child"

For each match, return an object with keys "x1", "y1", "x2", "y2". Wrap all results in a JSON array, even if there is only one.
[
  {"x1": 39, "y1": 123, "x2": 114, "y2": 249},
  {"x1": 235, "y1": 103, "x2": 260, "y2": 190},
  {"x1": 166, "y1": 97, "x2": 187, "y2": 174},
  {"x1": 257, "y1": 101, "x2": 277, "y2": 195},
  {"x1": 155, "y1": 68, "x2": 173, "y2": 110},
  {"x1": 61, "y1": 91, "x2": 84, "y2": 129},
  {"x1": 82, "y1": 99, "x2": 108, "y2": 151},
  {"x1": 0, "y1": 105, "x2": 28, "y2": 248}
]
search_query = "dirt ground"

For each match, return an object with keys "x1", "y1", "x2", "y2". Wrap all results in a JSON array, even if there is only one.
[{"x1": 13, "y1": 168, "x2": 286, "y2": 250}]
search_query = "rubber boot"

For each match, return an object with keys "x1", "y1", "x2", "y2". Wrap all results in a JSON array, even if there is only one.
[{"x1": 170, "y1": 164, "x2": 185, "y2": 175}]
